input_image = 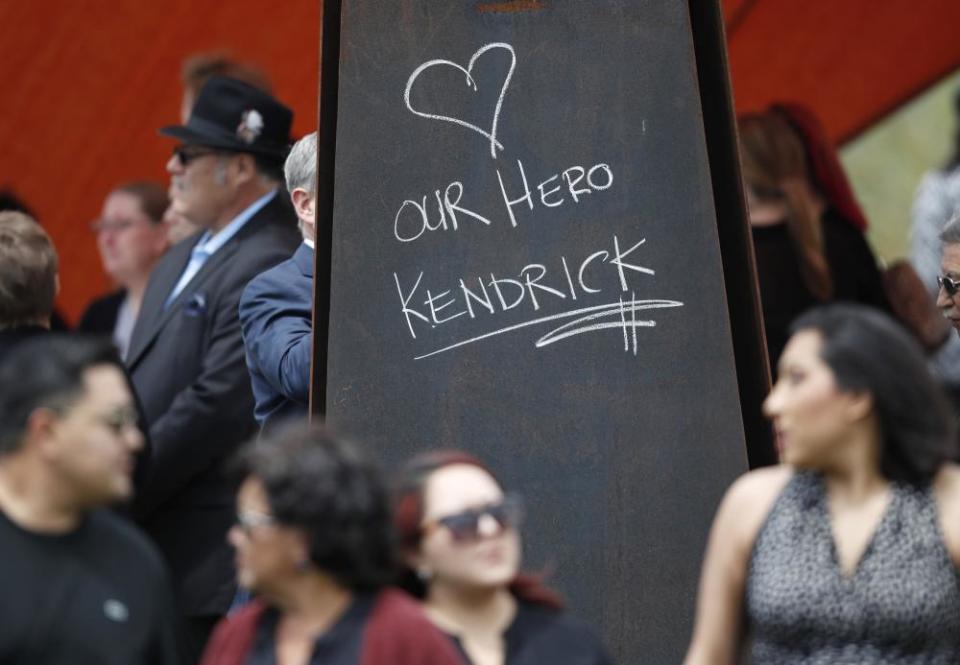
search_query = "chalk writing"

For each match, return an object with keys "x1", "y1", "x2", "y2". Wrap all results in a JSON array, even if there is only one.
[
  {"x1": 413, "y1": 297, "x2": 683, "y2": 360},
  {"x1": 497, "y1": 160, "x2": 614, "y2": 228},
  {"x1": 393, "y1": 233, "x2": 683, "y2": 357},
  {"x1": 399, "y1": 42, "x2": 682, "y2": 359},
  {"x1": 393, "y1": 159, "x2": 614, "y2": 243},
  {"x1": 405, "y1": 42, "x2": 516, "y2": 159}
]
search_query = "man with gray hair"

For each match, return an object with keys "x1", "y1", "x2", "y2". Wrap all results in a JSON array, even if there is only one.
[
  {"x1": 937, "y1": 215, "x2": 960, "y2": 337},
  {"x1": 922, "y1": 216, "x2": 960, "y2": 408},
  {"x1": 239, "y1": 131, "x2": 318, "y2": 431}
]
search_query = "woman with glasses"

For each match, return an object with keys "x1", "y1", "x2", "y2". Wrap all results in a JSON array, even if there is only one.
[
  {"x1": 393, "y1": 451, "x2": 612, "y2": 665},
  {"x1": 684, "y1": 304, "x2": 960, "y2": 664},
  {"x1": 199, "y1": 424, "x2": 462, "y2": 665}
]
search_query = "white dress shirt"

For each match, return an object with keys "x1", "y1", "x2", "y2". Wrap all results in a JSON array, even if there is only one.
[{"x1": 164, "y1": 190, "x2": 277, "y2": 308}]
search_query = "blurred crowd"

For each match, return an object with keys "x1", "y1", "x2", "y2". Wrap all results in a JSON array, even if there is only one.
[{"x1": 3, "y1": 51, "x2": 960, "y2": 665}]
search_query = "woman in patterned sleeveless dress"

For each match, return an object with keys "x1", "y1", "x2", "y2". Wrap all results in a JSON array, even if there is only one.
[{"x1": 685, "y1": 304, "x2": 960, "y2": 664}]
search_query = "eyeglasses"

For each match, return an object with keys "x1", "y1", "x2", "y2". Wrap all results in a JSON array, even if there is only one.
[
  {"x1": 421, "y1": 494, "x2": 524, "y2": 544},
  {"x1": 939, "y1": 275, "x2": 960, "y2": 297},
  {"x1": 97, "y1": 406, "x2": 139, "y2": 435},
  {"x1": 172, "y1": 145, "x2": 221, "y2": 166},
  {"x1": 235, "y1": 510, "x2": 277, "y2": 535},
  {"x1": 90, "y1": 219, "x2": 136, "y2": 234}
]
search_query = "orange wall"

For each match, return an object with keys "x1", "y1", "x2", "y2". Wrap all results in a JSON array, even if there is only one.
[
  {"x1": 0, "y1": 0, "x2": 319, "y2": 323},
  {"x1": 726, "y1": 0, "x2": 960, "y2": 143},
  {"x1": 5, "y1": 1, "x2": 960, "y2": 321}
]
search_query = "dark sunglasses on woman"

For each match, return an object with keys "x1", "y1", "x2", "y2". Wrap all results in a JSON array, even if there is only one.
[{"x1": 422, "y1": 494, "x2": 524, "y2": 544}]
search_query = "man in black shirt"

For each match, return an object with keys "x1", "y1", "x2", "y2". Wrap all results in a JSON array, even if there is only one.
[{"x1": 0, "y1": 336, "x2": 178, "y2": 664}]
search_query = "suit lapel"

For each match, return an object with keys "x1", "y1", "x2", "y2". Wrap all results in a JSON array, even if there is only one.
[
  {"x1": 127, "y1": 236, "x2": 198, "y2": 367},
  {"x1": 166, "y1": 238, "x2": 238, "y2": 312},
  {"x1": 125, "y1": 195, "x2": 286, "y2": 369},
  {"x1": 294, "y1": 243, "x2": 313, "y2": 279}
]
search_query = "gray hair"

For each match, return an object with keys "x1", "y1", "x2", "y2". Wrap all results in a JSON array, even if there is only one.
[
  {"x1": 284, "y1": 132, "x2": 318, "y2": 195},
  {"x1": 940, "y1": 215, "x2": 960, "y2": 245}
]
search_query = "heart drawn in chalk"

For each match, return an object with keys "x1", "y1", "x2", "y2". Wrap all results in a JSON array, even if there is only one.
[{"x1": 404, "y1": 42, "x2": 516, "y2": 160}]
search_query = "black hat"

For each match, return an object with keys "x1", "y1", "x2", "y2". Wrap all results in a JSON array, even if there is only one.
[{"x1": 160, "y1": 76, "x2": 293, "y2": 161}]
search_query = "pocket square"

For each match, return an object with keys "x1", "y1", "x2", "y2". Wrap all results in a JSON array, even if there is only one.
[{"x1": 183, "y1": 292, "x2": 208, "y2": 317}]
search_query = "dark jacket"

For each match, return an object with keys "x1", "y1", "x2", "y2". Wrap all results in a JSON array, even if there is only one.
[
  {"x1": 127, "y1": 193, "x2": 299, "y2": 616},
  {"x1": 199, "y1": 589, "x2": 464, "y2": 665},
  {"x1": 77, "y1": 289, "x2": 125, "y2": 335},
  {"x1": 447, "y1": 602, "x2": 612, "y2": 665},
  {"x1": 752, "y1": 208, "x2": 890, "y2": 368},
  {"x1": 239, "y1": 242, "x2": 313, "y2": 431},
  {"x1": 0, "y1": 325, "x2": 48, "y2": 362}
]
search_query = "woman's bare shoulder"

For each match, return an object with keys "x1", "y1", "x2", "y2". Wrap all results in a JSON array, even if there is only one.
[
  {"x1": 725, "y1": 465, "x2": 794, "y2": 507},
  {"x1": 933, "y1": 464, "x2": 960, "y2": 516},
  {"x1": 934, "y1": 463, "x2": 960, "y2": 490},
  {"x1": 933, "y1": 464, "x2": 960, "y2": 566},
  {"x1": 715, "y1": 465, "x2": 794, "y2": 548}
]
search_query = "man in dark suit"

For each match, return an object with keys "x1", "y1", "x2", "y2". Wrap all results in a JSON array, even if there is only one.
[
  {"x1": 126, "y1": 76, "x2": 299, "y2": 663},
  {"x1": 239, "y1": 131, "x2": 317, "y2": 431}
]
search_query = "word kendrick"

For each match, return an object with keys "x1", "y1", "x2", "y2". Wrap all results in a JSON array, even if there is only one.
[{"x1": 393, "y1": 233, "x2": 653, "y2": 339}]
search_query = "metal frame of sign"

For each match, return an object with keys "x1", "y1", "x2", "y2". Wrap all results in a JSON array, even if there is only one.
[
  {"x1": 309, "y1": 0, "x2": 341, "y2": 415},
  {"x1": 688, "y1": 0, "x2": 775, "y2": 467}
]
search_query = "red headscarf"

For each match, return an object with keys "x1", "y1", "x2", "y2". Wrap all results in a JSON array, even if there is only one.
[{"x1": 772, "y1": 103, "x2": 869, "y2": 232}]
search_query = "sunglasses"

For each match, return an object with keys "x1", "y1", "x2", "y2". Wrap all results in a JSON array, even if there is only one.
[
  {"x1": 172, "y1": 145, "x2": 222, "y2": 166},
  {"x1": 422, "y1": 494, "x2": 524, "y2": 543},
  {"x1": 939, "y1": 275, "x2": 960, "y2": 297}
]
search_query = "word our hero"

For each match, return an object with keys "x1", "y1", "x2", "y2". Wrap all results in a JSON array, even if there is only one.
[{"x1": 393, "y1": 158, "x2": 614, "y2": 243}]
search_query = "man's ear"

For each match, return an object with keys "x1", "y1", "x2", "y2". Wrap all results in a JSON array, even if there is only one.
[
  {"x1": 24, "y1": 407, "x2": 62, "y2": 461},
  {"x1": 290, "y1": 188, "x2": 316, "y2": 236},
  {"x1": 231, "y1": 154, "x2": 259, "y2": 186},
  {"x1": 291, "y1": 531, "x2": 313, "y2": 570}
]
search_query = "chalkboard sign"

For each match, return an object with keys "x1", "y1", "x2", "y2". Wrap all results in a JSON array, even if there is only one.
[{"x1": 318, "y1": 1, "x2": 765, "y2": 660}]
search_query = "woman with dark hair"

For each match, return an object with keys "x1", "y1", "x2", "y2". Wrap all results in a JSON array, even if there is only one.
[
  {"x1": 739, "y1": 105, "x2": 889, "y2": 370},
  {"x1": 200, "y1": 424, "x2": 462, "y2": 665},
  {"x1": 685, "y1": 304, "x2": 960, "y2": 664},
  {"x1": 393, "y1": 451, "x2": 612, "y2": 665}
]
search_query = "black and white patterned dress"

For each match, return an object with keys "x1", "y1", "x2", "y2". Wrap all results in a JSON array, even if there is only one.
[{"x1": 746, "y1": 471, "x2": 960, "y2": 664}]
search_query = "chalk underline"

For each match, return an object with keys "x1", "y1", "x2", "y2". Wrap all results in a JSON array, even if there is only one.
[{"x1": 413, "y1": 297, "x2": 684, "y2": 360}]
